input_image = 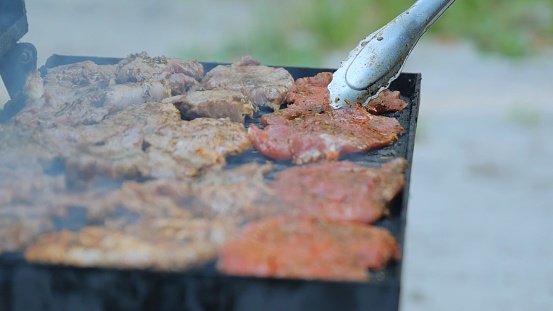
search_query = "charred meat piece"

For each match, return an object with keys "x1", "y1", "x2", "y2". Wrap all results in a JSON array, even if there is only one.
[
  {"x1": 202, "y1": 56, "x2": 293, "y2": 111},
  {"x1": 271, "y1": 158, "x2": 408, "y2": 223},
  {"x1": 115, "y1": 51, "x2": 204, "y2": 94},
  {"x1": 365, "y1": 90, "x2": 408, "y2": 115},
  {"x1": 218, "y1": 216, "x2": 400, "y2": 282},
  {"x1": 248, "y1": 73, "x2": 404, "y2": 164},
  {"x1": 163, "y1": 89, "x2": 256, "y2": 123}
]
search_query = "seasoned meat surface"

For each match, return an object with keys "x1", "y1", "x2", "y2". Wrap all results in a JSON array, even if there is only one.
[
  {"x1": 218, "y1": 216, "x2": 400, "y2": 281},
  {"x1": 14, "y1": 53, "x2": 204, "y2": 128},
  {"x1": 202, "y1": 56, "x2": 293, "y2": 111},
  {"x1": 93, "y1": 162, "x2": 277, "y2": 225},
  {"x1": 365, "y1": 90, "x2": 408, "y2": 115},
  {"x1": 24, "y1": 225, "x2": 231, "y2": 271},
  {"x1": 271, "y1": 158, "x2": 408, "y2": 223},
  {"x1": 248, "y1": 73, "x2": 404, "y2": 164},
  {"x1": 23, "y1": 163, "x2": 278, "y2": 270},
  {"x1": 115, "y1": 52, "x2": 204, "y2": 94},
  {"x1": 163, "y1": 89, "x2": 255, "y2": 123},
  {"x1": 39, "y1": 102, "x2": 252, "y2": 183},
  {"x1": 15, "y1": 61, "x2": 116, "y2": 127}
]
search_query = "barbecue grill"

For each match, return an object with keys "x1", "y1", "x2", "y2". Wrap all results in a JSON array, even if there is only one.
[{"x1": 0, "y1": 2, "x2": 422, "y2": 311}]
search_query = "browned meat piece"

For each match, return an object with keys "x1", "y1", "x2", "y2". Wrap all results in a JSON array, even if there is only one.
[
  {"x1": 163, "y1": 89, "x2": 256, "y2": 123},
  {"x1": 93, "y1": 162, "x2": 277, "y2": 225},
  {"x1": 365, "y1": 90, "x2": 408, "y2": 115},
  {"x1": 39, "y1": 102, "x2": 252, "y2": 184},
  {"x1": 192, "y1": 162, "x2": 278, "y2": 221},
  {"x1": 115, "y1": 51, "x2": 204, "y2": 94},
  {"x1": 202, "y1": 56, "x2": 293, "y2": 111},
  {"x1": 15, "y1": 61, "x2": 116, "y2": 127},
  {"x1": 218, "y1": 217, "x2": 400, "y2": 282},
  {"x1": 0, "y1": 162, "x2": 112, "y2": 253},
  {"x1": 23, "y1": 163, "x2": 278, "y2": 270},
  {"x1": 271, "y1": 158, "x2": 408, "y2": 223},
  {"x1": 14, "y1": 53, "x2": 203, "y2": 128},
  {"x1": 24, "y1": 225, "x2": 232, "y2": 271},
  {"x1": 248, "y1": 73, "x2": 404, "y2": 164}
]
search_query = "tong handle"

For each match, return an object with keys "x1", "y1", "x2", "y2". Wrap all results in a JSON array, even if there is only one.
[
  {"x1": 346, "y1": 0, "x2": 455, "y2": 91},
  {"x1": 328, "y1": 0, "x2": 455, "y2": 109}
]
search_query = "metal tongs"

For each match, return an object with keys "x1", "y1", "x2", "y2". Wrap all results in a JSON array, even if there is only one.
[{"x1": 328, "y1": 0, "x2": 455, "y2": 109}]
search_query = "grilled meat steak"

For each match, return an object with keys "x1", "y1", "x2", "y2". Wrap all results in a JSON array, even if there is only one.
[
  {"x1": 365, "y1": 90, "x2": 408, "y2": 115},
  {"x1": 248, "y1": 72, "x2": 404, "y2": 164},
  {"x1": 14, "y1": 52, "x2": 203, "y2": 128},
  {"x1": 24, "y1": 225, "x2": 232, "y2": 271},
  {"x1": 163, "y1": 89, "x2": 256, "y2": 123},
  {"x1": 39, "y1": 102, "x2": 252, "y2": 183},
  {"x1": 115, "y1": 51, "x2": 203, "y2": 94},
  {"x1": 23, "y1": 163, "x2": 278, "y2": 270},
  {"x1": 14, "y1": 61, "x2": 117, "y2": 127},
  {"x1": 92, "y1": 162, "x2": 277, "y2": 225},
  {"x1": 218, "y1": 216, "x2": 400, "y2": 282},
  {"x1": 271, "y1": 158, "x2": 408, "y2": 223},
  {"x1": 202, "y1": 56, "x2": 294, "y2": 111}
]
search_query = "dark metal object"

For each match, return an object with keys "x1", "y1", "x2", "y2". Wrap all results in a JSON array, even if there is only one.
[
  {"x1": 0, "y1": 0, "x2": 37, "y2": 122},
  {"x1": 0, "y1": 55, "x2": 422, "y2": 311}
]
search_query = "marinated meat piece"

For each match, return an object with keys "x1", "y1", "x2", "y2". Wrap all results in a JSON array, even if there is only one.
[
  {"x1": 249, "y1": 104, "x2": 403, "y2": 164},
  {"x1": 163, "y1": 89, "x2": 255, "y2": 123},
  {"x1": 24, "y1": 163, "x2": 278, "y2": 270},
  {"x1": 218, "y1": 217, "x2": 400, "y2": 281},
  {"x1": 15, "y1": 61, "x2": 116, "y2": 127},
  {"x1": 279, "y1": 72, "x2": 334, "y2": 117},
  {"x1": 202, "y1": 56, "x2": 294, "y2": 111},
  {"x1": 14, "y1": 53, "x2": 203, "y2": 128},
  {"x1": 93, "y1": 162, "x2": 277, "y2": 225},
  {"x1": 248, "y1": 73, "x2": 404, "y2": 164},
  {"x1": 365, "y1": 90, "x2": 408, "y2": 115},
  {"x1": 40, "y1": 102, "x2": 252, "y2": 183},
  {"x1": 24, "y1": 225, "x2": 230, "y2": 271},
  {"x1": 279, "y1": 73, "x2": 406, "y2": 115},
  {"x1": 142, "y1": 113, "x2": 253, "y2": 178},
  {"x1": 271, "y1": 158, "x2": 408, "y2": 223},
  {"x1": 192, "y1": 162, "x2": 278, "y2": 221},
  {"x1": 115, "y1": 52, "x2": 204, "y2": 94},
  {"x1": 0, "y1": 164, "x2": 113, "y2": 253}
]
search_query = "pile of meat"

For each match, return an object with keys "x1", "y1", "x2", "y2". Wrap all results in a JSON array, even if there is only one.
[{"x1": 0, "y1": 52, "x2": 410, "y2": 282}]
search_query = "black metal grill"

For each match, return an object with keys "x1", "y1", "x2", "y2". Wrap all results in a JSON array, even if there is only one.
[{"x1": 0, "y1": 54, "x2": 421, "y2": 311}]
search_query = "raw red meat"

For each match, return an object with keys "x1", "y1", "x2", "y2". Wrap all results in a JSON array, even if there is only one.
[
  {"x1": 218, "y1": 216, "x2": 400, "y2": 281},
  {"x1": 271, "y1": 158, "x2": 407, "y2": 223},
  {"x1": 248, "y1": 73, "x2": 404, "y2": 164}
]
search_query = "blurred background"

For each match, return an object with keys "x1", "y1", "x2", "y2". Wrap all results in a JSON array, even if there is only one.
[{"x1": 2, "y1": 0, "x2": 553, "y2": 310}]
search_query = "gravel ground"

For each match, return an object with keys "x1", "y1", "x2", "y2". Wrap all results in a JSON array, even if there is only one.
[{"x1": 2, "y1": 1, "x2": 553, "y2": 310}]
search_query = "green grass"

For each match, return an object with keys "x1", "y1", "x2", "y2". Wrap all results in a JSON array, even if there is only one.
[{"x1": 179, "y1": 0, "x2": 553, "y2": 65}]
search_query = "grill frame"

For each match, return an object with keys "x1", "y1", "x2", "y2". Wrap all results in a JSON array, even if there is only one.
[{"x1": 0, "y1": 54, "x2": 422, "y2": 311}]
